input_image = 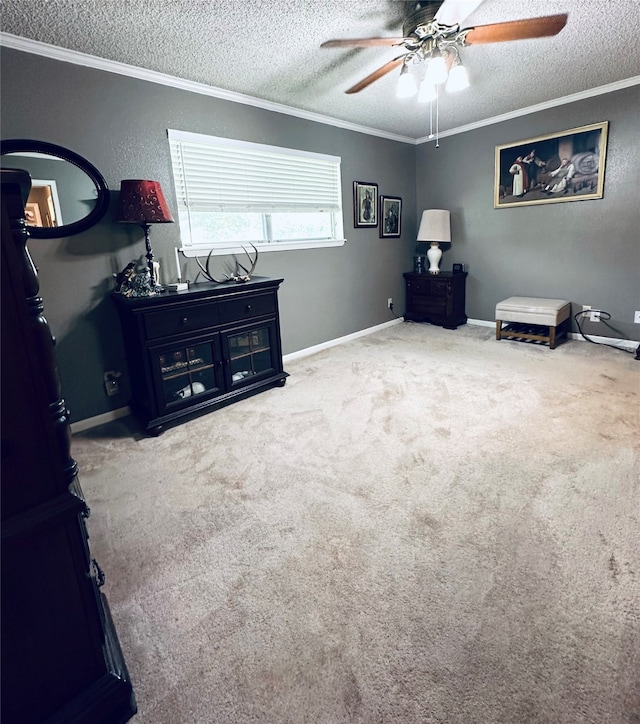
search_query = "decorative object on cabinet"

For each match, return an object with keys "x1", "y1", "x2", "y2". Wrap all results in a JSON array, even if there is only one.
[
  {"x1": 379, "y1": 195, "x2": 402, "y2": 238},
  {"x1": 170, "y1": 246, "x2": 189, "y2": 291},
  {"x1": 353, "y1": 181, "x2": 378, "y2": 227},
  {"x1": 417, "y1": 209, "x2": 451, "y2": 274},
  {"x1": 403, "y1": 270, "x2": 467, "y2": 329},
  {"x1": 0, "y1": 138, "x2": 110, "y2": 238},
  {"x1": 494, "y1": 121, "x2": 608, "y2": 208},
  {"x1": 112, "y1": 277, "x2": 288, "y2": 435},
  {"x1": 193, "y1": 242, "x2": 259, "y2": 284},
  {"x1": 452, "y1": 262, "x2": 464, "y2": 274},
  {"x1": 1, "y1": 168, "x2": 136, "y2": 723},
  {"x1": 115, "y1": 179, "x2": 174, "y2": 294},
  {"x1": 414, "y1": 255, "x2": 425, "y2": 274}
]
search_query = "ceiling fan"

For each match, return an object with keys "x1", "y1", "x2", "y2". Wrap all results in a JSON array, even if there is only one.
[{"x1": 321, "y1": 0, "x2": 568, "y2": 97}]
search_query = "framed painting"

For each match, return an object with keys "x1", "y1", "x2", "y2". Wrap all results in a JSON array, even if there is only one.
[
  {"x1": 353, "y1": 181, "x2": 378, "y2": 227},
  {"x1": 379, "y1": 195, "x2": 402, "y2": 238},
  {"x1": 494, "y1": 121, "x2": 609, "y2": 208}
]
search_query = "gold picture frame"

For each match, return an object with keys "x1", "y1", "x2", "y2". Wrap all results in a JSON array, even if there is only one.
[{"x1": 494, "y1": 121, "x2": 609, "y2": 208}]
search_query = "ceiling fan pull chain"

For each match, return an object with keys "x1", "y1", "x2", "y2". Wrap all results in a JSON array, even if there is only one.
[{"x1": 435, "y1": 85, "x2": 440, "y2": 148}]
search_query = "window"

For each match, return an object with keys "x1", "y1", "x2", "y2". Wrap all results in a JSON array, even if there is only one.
[{"x1": 168, "y1": 129, "x2": 344, "y2": 255}]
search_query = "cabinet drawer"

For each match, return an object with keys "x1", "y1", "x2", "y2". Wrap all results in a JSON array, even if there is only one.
[
  {"x1": 407, "y1": 277, "x2": 450, "y2": 297},
  {"x1": 411, "y1": 297, "x2": 447, "y2": 315},
  {"x1": 144, "y1": 302, "x2": 219, "y2": 340},
  {"x1": 218, "y1": 292, "x2": 275, "y2": 324},
  {"x1": 429, "y1": 279, "x2": 450, "y2": 297}
]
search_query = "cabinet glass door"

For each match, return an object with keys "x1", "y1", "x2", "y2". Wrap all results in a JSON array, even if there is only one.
[
  {"x1": 224, "y1": 323, "x2": 277, "y2": 388},
  {"x1": 155, "y1": 338, "x2": 222, "y2": 410}
]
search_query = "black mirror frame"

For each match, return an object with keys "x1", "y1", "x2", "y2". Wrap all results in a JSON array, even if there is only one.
[{"x1": 0, "y1": 139, "x2": 110, "y2": 238}]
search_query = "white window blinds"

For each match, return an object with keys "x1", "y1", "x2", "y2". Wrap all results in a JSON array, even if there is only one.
[{"x1": 168, "y1": 129, "x2": 342, "y2": 214}]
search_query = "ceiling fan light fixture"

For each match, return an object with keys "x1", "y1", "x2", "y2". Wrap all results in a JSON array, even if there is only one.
[
  {"x1": 446, "y1": 62, "x2": 469, "y2": 93},
  {"x1": 424, "y1": 51, "x2": 448, "y2": 86},
  {"x1": 396, "y1": 64, "x2": 418, "y2": 99}
]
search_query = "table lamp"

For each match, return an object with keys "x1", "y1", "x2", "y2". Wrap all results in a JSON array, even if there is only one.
[
  {"x1": 115, "y1": 180, "x2": 174, "y2": 291},
  {"x1": 417, "y1": 209, "x2": 451, "y2": 274}
]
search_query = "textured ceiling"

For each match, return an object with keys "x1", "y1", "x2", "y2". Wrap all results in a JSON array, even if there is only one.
[{"x1": 2, "y1": 0, "x2": 639, "y2": 141}]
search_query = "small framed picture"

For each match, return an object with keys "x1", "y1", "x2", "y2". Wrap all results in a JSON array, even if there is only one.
[
  {"x1": 353, "y1": 181, "x2": 378, "y2": 227},
  {"x1": 379, "y1": 196, "x2": 402, "y2": 238},
  {"x1": 452, "y1": 263, "x2": 464, "y2": 274}
]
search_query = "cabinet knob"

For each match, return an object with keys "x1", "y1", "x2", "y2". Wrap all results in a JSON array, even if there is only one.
[
  {"x1": 181, "y1": 317, "x2": 188, "y2": 325},
  {"x1": 245, "y1": 304, "x2": 252, "y2": 312}
]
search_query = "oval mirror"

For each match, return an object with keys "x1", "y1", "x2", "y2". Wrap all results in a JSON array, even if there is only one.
[{"x1": 0, "y1": 139, "x2": 110, "y2": 238}]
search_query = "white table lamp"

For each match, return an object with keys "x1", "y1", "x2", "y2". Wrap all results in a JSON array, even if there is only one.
[{"x1": 417, "y1": 209, "x2": 451, "y2": 274}]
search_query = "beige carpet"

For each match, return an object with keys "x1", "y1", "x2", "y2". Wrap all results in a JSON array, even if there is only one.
[{"x1": 73, "y1": 323, "x2": 640, "y2": 723}]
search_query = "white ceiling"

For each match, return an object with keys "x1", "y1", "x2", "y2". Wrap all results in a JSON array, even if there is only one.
[{"x1": 2, "y1": 0, "x2": 639, "y2": 141}]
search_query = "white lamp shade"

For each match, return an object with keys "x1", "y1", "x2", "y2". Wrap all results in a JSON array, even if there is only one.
[
  {"x1": 446, "y1": 63, "x2": 470, "y2": 93},
  {"x1": 417, "y1": 209, "x2": 451, "y2": 243},
  {"x1": 424, "y1": 55, "x2": 448, "y2": 86},
  {"x1": 397, "y1": 67, "x2": 418, "y2": 99}
]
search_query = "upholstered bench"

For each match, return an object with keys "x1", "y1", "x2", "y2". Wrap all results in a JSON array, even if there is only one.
[{"x1": 495, "y1": 297, "x2": 571, "y2": 349}]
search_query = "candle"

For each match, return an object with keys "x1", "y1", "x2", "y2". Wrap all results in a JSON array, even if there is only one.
[{"x1": 175, "y1": 247, "x2": 182, "y2": 282}]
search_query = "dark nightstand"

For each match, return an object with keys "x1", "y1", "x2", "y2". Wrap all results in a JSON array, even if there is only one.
[{"x1": 403, "y1": 271, "x2": 468, "y2": 329}]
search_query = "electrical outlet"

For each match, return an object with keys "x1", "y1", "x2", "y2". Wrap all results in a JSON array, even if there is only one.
[
  {"x1": 582, "y1": 305, "x2": 591, "y2": 311},
  {"x1": 103, "y1": 370, "x2": 121, "y2": 397},
  {"x1": 634, "y1": 311, "x2": 640, "y2": 324},
  {"x1": 590, "y1": 309, "x2": 601, "y2": 322},
  {"x1": 387, "y1": 298, "x2": 393, "y2": 309}
]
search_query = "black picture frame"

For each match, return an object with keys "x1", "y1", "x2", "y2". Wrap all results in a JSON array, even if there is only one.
[
  {"x1": 379, "y1": 195, "x2": 402, "y2": 238},
  {"x1": 353, "y1": 181, "x2": 378, "y2": 227},
  {"x1": 452, "y1": 263, "x2": 464, "y2": 274}
]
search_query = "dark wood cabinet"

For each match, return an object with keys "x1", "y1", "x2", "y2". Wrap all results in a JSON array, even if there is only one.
[
  {"x1": 403, "y1": 271, "x2": 468, "y2": 329},
  {"x1": 112, "y1": 277, "x2": 288, "y2": 433},
  {"x1": 1, "y1": 169, "x2": 136, "y2": 723}
]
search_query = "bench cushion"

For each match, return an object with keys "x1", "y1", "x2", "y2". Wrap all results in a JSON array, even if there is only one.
[{"x1": 495, "y1": 297, "x2": 570, "y2": 326}]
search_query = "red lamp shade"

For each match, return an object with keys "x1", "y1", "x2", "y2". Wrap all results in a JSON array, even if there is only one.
[{"x1": 115, "y1": 180, "x2": 174, "y2": 225}]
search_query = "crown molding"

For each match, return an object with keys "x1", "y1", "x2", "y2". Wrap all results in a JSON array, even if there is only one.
[
  {"x1": 416, "y1": 76, "x2": 640, "y2": 144},
  {"x1": 0, "y1": 33, "x2": 416, "y2": 145},
  {"x1": 3, "y1": 33, "x2": 638, "y2": 147}
]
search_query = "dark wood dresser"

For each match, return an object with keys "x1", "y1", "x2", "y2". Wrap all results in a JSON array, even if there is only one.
[
  {"x1": 112, "y1": 277, "x2": 288, "y2": 434},
  {"x1": 403, "y1": 271, "x2": 468, "y2": 329},
  {"x1": 1, "y1": 169, "x2": 136, "y2": 723}
]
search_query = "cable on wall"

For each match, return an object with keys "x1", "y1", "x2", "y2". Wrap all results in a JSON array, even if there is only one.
[{"x1": 573, "y1": 310, "x2": 638, "y2": 357}]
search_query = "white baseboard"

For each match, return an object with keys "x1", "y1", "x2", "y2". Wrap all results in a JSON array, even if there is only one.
[
  {"x1": 283, "y1": 318, "x2": 403, "y2": 363},
  {"x1": 467, "y1": 318, "x2": 639, "y2": 351},
  {"x1": 71, "y1": 406, "x2": 130, "y2": 434},
  {"x1": 467, "y1": 318, "x2": 494, "y2": 328}
]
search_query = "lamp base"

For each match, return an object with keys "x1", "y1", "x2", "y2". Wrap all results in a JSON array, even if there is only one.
[{"x1": 426, "y1": 241, "x2": 442, "y2": 274}]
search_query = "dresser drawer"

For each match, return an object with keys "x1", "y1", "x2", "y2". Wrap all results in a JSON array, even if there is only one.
[
  {"x1": 144, "y1": 302, "x2": 219, "y2": 340},
  {"x1": 429, "y1": 278, "x2": 451, "y2": 297},
  {"x1": 407, "y1": 277, "x2": 450, "y2": 297},
  {"x1": 411, "y1": 297, "x2": 448, "y2": 315},
  {"x1": 218, "y1": 292, "x2": 275, "y2": 324}
]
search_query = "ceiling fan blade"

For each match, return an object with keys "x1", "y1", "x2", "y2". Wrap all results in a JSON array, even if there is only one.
[
  {"x1": 435, "y1": 0, "x2": 486, "y2": 27},
  {"x1": 321, "y1": 37, "x2": 405, "y2": 48},
  {"x1": 346, "y1": 55, "x2": 406, "y2": 94},
  {"x1": 464, "y1": 14, "x2": 568, "y2": 45}
]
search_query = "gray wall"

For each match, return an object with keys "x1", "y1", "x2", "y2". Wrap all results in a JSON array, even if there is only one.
[
  {"x1": 416, "y1": 85, "x2": 640, "y2": 339},
  {"x1": 1, "y1": 48, "x2": 416, "y2": 422},
  {"x1": 2, "y1": 47, "x2": 638, "y2": 423}
]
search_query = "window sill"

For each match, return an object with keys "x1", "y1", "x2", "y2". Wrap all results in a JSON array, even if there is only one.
[{"x1": 180, "y1": 239, "x2": 346, "y2": 257}]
